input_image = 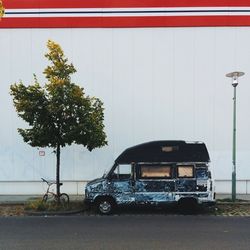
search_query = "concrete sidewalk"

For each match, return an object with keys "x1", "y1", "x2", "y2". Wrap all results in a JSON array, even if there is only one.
[
  {"x1": 216, "y1": 194, "x2": 250, "y2": 200},
  {"x1": 0, "y1": 195, "x2": 83, "y2": 204},
  {"x1": 0, "y1": 194, "x2": 250, "y2": 204}
]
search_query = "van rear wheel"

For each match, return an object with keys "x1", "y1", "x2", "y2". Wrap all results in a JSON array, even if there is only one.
[{"x1": 95, "y1": 197, "x2": 115, "y2": 215}]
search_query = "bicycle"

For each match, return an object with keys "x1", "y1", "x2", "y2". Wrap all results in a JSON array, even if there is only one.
[{"x1": 41, "y1": 178, "x2": 70, "y2": 204}]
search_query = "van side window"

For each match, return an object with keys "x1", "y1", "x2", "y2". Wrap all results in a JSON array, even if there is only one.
[
  {"x1": 112, "y1": 164, "x2": 132, "y2": 180},
  {"x1": 139, "y1": 165, "x2": 172, "y2": 179},
  {"x1": 177, "y1": 166, "x2": 194, "y2": 178},
  {"x1": 196, "y1": 168, "x2": 208, "y2": 179}
]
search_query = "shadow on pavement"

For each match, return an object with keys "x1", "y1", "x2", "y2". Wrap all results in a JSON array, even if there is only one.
[{"x1": 83, "y1": 204, "x2": 215, "y2": 216}]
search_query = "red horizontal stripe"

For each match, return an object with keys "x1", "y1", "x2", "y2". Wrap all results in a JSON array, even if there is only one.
[
  {"x1": 1, "y1": 16, "x2": 250, "y2": 28},
  {"x1": 4, "y1": 0, "x2": 250, "y2": 9}
]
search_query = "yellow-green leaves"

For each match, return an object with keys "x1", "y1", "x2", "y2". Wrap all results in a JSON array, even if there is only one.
[
  {"x1": 0, "y1": 1, "x2": 4, "y2": 19},
  {"x1": 44, "y1": 40, "x2": 76, "y2": 83}
]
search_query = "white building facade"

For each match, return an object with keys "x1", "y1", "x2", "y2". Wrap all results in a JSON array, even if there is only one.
[{"x1": 1, "y1": 0, "x2": 250, "y2": 195}]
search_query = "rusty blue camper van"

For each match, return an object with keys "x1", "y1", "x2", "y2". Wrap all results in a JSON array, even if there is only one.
[{"x1": 84, "y1": 141, "x2": 215, "y2": 214}]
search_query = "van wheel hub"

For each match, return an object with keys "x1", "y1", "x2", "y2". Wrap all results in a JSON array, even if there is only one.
[{"x1": 99, "y1": 201, "x2": 112, "y2": 214}]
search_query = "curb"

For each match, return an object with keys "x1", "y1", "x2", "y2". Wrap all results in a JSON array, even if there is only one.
[
  {"x1": 0, "y1": 202, "x2": 25, "y2": 206},
  {"x1": 24, "y1": 209, "x2": 84, "y2": 216}
]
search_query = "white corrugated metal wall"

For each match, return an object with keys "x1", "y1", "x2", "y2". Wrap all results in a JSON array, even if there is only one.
[{"x1": 0, "y1": 27, "x2": 250, "y2": 194}]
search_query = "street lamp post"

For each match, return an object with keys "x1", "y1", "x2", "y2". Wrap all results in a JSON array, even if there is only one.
[{"x1": 226, "y1": 71, "x2": 245, "y2": 202}]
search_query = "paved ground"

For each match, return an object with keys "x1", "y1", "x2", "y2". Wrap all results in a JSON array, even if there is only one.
[
  {"x1": 1, "y1": 201, "x2": 250, "y2": 217},
  {"x1": 0, "y1": 215, "x2": 250, "y2": 250}
]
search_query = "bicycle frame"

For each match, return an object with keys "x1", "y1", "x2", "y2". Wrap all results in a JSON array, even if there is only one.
[{"x1": 41, "y1": 178, "x2": 69, "y2": 204}]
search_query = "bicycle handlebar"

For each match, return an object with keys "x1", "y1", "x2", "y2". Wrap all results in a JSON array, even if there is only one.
[
  {"x1": 41, "y1": 178, "x2": 63, "y2": 186},
  {"x1": 41, "y1": 178, "x2": 51, "y2": 185}
]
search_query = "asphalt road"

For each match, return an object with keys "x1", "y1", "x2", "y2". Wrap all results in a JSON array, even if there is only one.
[{"x1": 0, "y1": 215, "x2": 249, "y2": 250}]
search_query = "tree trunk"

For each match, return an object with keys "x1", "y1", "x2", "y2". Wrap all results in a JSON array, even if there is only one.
[{"x1": 56, "y1": 144, "x2": 61, "y2": 203}]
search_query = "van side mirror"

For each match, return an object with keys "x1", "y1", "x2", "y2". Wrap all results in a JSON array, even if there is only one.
[{"x1": 102, "y1": 170, "x2": 107, "y2": 178}]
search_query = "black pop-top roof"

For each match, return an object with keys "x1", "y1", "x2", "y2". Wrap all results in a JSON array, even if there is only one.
[{"x1": 115, "y1": 141, "x2": 210, "y2": 164}]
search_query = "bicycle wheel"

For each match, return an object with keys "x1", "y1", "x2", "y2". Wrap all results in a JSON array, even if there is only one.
[
  {"x1": 42, "y1": 194, "x2": 48, "y2": 202},
  {"x1": 43, "y1": 193, "x2": 57, "y2": 203},
  {"x1": 59, "y1": 193, "x2": 69, "y2": 205}
]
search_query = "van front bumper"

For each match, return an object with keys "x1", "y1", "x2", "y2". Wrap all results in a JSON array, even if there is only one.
[{"x1": 84, "y1": 198, "x2": 94, "y2": 209}]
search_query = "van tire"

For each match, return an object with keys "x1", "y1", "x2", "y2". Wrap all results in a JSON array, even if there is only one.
[
  {"x1": 178, "y1": 198, "x2": 198, "y2": 214},
  {"x1": 95, "y1": 197, "x2": 116, "y2": 215}
]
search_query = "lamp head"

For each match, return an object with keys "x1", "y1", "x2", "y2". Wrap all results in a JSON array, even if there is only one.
[
  {"x1": 232, "y1": 75, "x2": 238, "y2": 87},
  {"x1": 226, "y1": 71, "x2": 245, "y2": 87}
]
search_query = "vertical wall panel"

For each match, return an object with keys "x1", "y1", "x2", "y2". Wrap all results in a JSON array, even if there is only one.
[
  {"x1": 112, "y1": 29, "x2": 135, "y2": 154},
  {"x1": 151, "y1": 28, "x2": 175, "y2": 139},
  {"x1": 133, "y1": 29, "x2": 154, "y2": 143},
  {"x1": 172, "y1": 28, "x2": 196, "y2": 139}
]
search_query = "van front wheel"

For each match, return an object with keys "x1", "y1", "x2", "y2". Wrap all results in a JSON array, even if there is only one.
[{"x1": 95, "y1": 197, "x2": 115, "y2": 215}]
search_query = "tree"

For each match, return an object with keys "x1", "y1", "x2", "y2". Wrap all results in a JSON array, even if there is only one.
[
  {"x1": 0, "y1": 0, "x2": 4, "y2": 19},
  {"x1": 10, "y1": 40, "x2": 107, "y2": 201}
]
